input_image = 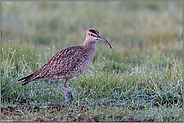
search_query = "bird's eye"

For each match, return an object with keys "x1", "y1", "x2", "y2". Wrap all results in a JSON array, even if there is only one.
[{"x1": 91, "y1": 33, "x2": 94, "y2": 36}]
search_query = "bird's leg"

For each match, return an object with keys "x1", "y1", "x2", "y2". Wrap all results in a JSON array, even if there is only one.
[
  {"x1": 64, "y1": 79, "x2": 68, "y2": 102},
  {"x1": 54, "y1": 79, "x2": 73, "y2": 103},
  {"x1": 64, "y1": 79, "x2": 73, "y2": 103}
]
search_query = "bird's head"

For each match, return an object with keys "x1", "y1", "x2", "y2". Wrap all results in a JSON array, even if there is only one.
[{"x1": 85, "y1": 28, "x2": 112, "y2": 49}]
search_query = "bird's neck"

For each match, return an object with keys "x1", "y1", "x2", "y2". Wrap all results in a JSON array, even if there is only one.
[
  {"x1": 82, "y1": 40, "x2": 96, "y2": 52},
  {"x1": 82, "y1": 40, "x2": 96, "y2": 63}
]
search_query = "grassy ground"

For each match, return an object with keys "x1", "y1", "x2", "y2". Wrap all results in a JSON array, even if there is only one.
[{"x1": 1, "y1": 1, "x2": 183, "y2": 122}]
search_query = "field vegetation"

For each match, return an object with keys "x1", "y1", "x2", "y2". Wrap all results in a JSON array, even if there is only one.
[{"x1": 1, "y1": 2, "x2": 183, "y2": 122}]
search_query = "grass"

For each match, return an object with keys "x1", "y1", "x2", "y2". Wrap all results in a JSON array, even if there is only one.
[{"x1": 1, "y1": 1, "x2": 183, "y2": 122}]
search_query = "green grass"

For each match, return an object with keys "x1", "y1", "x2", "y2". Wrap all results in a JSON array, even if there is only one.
[{"x1": 1, "y1": 1, "x2": 183, "y2": 122}]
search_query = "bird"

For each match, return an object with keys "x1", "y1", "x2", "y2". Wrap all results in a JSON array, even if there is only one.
[{"x1": 18, "y1": 28, "x2": 112, "y2": 103}]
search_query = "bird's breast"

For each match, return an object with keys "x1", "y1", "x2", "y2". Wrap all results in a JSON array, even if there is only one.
[{"x1": 66, "y1": 49, "x2": 96, "y2": 78}]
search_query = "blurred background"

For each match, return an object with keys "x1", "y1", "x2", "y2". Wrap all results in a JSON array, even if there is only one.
[
  {"x1": 2, "y1": 2, "x2": 182, "y2": 62},
  {"x1": 1, "y1": 2, "x2": 183, "y2": 121}
]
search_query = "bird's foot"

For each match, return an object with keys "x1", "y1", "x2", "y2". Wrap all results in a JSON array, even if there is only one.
[{"x1": 64, "y1": 90, "x2": 73, "y2": 103}]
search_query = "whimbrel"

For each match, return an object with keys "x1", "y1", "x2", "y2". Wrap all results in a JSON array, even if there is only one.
[{"x1": 18, "y1": 28, "x2": 112, "y2": 102}]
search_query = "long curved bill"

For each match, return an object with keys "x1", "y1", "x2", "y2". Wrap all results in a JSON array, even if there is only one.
[{"x1": 97, "y1": 35, "x2": 112, "y2": 49}]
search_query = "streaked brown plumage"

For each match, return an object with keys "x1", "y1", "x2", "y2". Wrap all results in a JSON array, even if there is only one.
[{"x1": 18, "y1": 28, "x2": 112, "y2": 102}]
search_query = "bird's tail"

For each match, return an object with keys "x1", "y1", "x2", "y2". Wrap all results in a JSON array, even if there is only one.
[{"x1": 18, "y1": 73, "x2": 36, "y2": 86}]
